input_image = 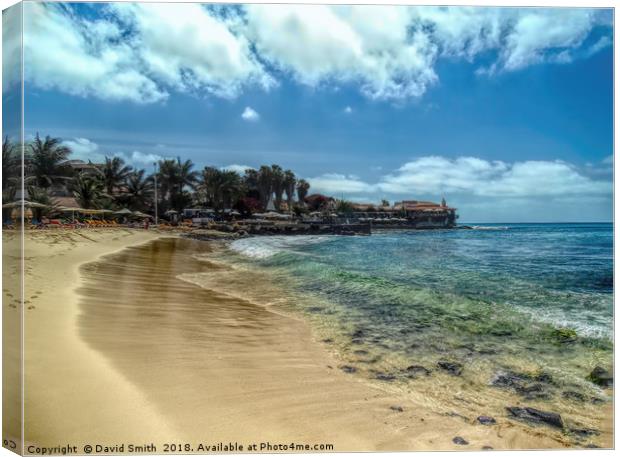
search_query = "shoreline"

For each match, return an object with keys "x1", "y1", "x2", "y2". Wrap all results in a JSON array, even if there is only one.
[
  {"x1": 11, "y1": 229, "x2": 179, "y2": 449},
  {"x1": 7, "y1": 229, "x2": 610, "y2": 451}
]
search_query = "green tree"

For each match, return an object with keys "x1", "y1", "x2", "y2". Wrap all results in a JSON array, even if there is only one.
[
  {"x1": 157, "y1": 158, "x2": 198, "y2": 212},
  {"x1": 101, "y1": 157, "x2": 132, "y2": 196},
  {"x1": 2, "y1": 136, "x2": 21, "y2": 192},
  {"x1": 271, "y1": 164, "x2": 285, "y2": 209},
  {"x1": 283, "y1": 169, "x2": 296, "y2": 211},
  {"x1": 296, "y1": 179, "x2": 310, "y2": 205},
  {"x1": 257, "y1": 165, "x2": 273, "y2": 209},
  {"x1": 71, "y1": 173, "x2": 103, "y2": 209},
  {"x1": 123, "y1": 169, "x2": 153, "y2": 210},
  {"x1": 27, "y1": 133, "x2": 72, "y2": 189},
  {"x1": 199, "y1": 167, "x2": 244, "y2": 212}
]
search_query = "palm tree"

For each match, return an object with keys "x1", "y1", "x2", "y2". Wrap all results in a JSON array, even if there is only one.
[
  {"x1": 296, "y1": 179, "x2": 310, "y2": 205},
  {"x1": 283, "y1": 169, "x2": 296, "y2": 211},
  {"x1": 198, "y1": 166, "x2": 220, "y2": 207},
  {"x1": 271, "y1": 164, "x2": 285, "y2": 210},
  {"x1": 27, "y1": 133, "x2": 72, "y2": 189},
  {"x1": 71, "y1": 173, "x2": 103, "y2": 209},
  {"x1": 177, "y1": 158, "x2": 199, "y2": 191},
  {"x1": 157, "y1": 158, "x2": 198, "y2": 212},
  {"x1": 2, "y1": 137, "x2": 21, "y2": 209},
  {"x1": 243, "y1": 168, "x2": 259, "y2": 199},
  {"x1": 26, "y1": 185, "x2": 57, "y2": 220},
  {"x1": 199, "y1": 168, "x2": 244, "y2": 212},
  {"x1": 2, "y1": 136, "x2": 19, "y2": 189},
  {"x1": 158, "y1": 159, "x2": 180, "y2": 203},
  {"x1": 219, "y1": 170, "x2": 244, "y2": 210},
  {"x1": 257, "y1": 165, "x2": 272, "y2": 209},
  {"x1": 101, "y1": 157, "x2": 132, "y2": 196},
  {"x1": 123, "y1": 169, "x2": 153, "y2": 210}
]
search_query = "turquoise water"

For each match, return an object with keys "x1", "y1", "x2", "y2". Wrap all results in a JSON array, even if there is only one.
[
  {"x1": 194, "y1": 223, "x2": 613, "y2": 435},
  {"x1": 230, "y1": 223, "x2": 612, "y2": 340}
]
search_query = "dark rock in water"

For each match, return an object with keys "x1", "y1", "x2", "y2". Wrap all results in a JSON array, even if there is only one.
[
  {"x1": 585, "y1": 444, "x2": 600, "y2": 448},
  {"x1": 322, "y1": 338, "x2": 334, "y2": 344},
  {"x1": 569, "y1": 427, "x2": 599, "y2": 437},
  {"x1": 506, "y1": 407, "x2": 563, "y2": 429},
  {"x1": 390, "y1": 405, "x2": 404, "y2": 412},
  {"x1": 437, "y1": 360, "x2": 463, "y2": 376},
  {"x1": 375, "y1": 372, "x2": 396, "y2": 382},
  {"x1": 339, "y1": 365, "x2": 357, "y2": 374},
  {"x1": 477, "y1": 416, "x2": 497, "y2": 425},
  {"x1": 562, "y1": 390, "x2": 586, "y2": 402},
  {"x1": 515, "y1": 383, "x2": 549, "y2": 400},
  {"x1": 405, "y1": 365, "x2": 431, "y2": 377},
  {"x1": 306, "y1": 307, "x2": 324, "y2": 313},
  {"x1": 533, "y1": 371, "x2": 554, "y2": 384},
  {"x1": 491, "y1": 371, "x2": 552, "y2": 399},
  {"x1": 353, "y1": 349, "x2": 369, "y2": 356},
  {"x1": 351, "y1": 338, "x2": 364, "y2": 345},
  {"x1": 590, "y1": 397, "x2": 605, "y2": 404},
  {"x1": 351, "y1": 328, "x2": 367, "y2": 339},
  {"x1": 491, "y1": 372, "x2": 521, "y2": 388},
  {"x1": 477, "y1": 348, "x2": 498, "y2": 355},
  {"x1": 452, "y1": 437, "x2": 469, "y2": 445},
  {"x1": 587, "y1": 366, "x2": 613, "y2": 388}
]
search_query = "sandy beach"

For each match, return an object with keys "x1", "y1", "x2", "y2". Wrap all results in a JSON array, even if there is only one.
[{"x1": 3, "y1": 229, "x2": 611, "y2": 452}]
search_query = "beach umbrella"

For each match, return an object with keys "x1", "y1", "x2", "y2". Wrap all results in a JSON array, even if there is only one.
[
  {"x1": 57, "y1": 206, "x2": 84, "y2": 222},
  {"x1": 132, "y1": 211, "x2": 152, "y2": 219},
  {"x1": 165, "y1": 209, "x2": 178, "y2": 214},
  {"x1": 113, "y1": 208, "x2": 133, "y2": 215},
  {"x1": 2, "y1": 200, "x2": 47, "y2": 209}
]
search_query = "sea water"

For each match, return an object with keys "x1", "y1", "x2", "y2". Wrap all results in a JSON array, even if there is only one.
[{"x1": 195, "y1": 223, "x2": 612, "y2": 435}]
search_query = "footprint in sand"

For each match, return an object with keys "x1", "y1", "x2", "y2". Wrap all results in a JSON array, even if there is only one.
[{"x1": 27, "y1": 305, "x2": 35, "y2": 310}]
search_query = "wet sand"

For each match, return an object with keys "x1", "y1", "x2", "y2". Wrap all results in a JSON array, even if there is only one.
[{"x1": 8, "y1": 231, "x2": 610, "y2": 452}]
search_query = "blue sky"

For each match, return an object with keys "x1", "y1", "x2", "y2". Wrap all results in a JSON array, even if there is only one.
[{"x1": 3, "y1": 2, "x2": 614, "y2": 222}]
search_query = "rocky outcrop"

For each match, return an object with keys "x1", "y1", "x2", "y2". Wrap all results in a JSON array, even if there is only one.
[
  {"x1": 587, "y1": 366, "x2": 613, "y2": 388},
  {"x1": 437, "y1": 360, "x2": 463, "y2": 376},
  {"x1": 506, "y1": 406, "x2": 563, "y2": 429}
]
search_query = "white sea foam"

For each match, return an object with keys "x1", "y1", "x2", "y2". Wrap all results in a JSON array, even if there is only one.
[
  {"x1": 514, "y1": 303, "x2": 613, "y2": 340},
  {"x1": 471, "y1": 225, "x2": 510, "y2": 231},
  {"x1": 229, "y1": 235, "x2": 332, "y2": 259}
]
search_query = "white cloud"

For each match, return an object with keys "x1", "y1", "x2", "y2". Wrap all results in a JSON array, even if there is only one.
[
  {"x1": 2, "y1": 4, "x2": 21, "y2": 92},
  {"x1": 123, "y1": 151, "x2": 164, "y2": 166},
  {"x1": 244, "y1": 5, "x2": 438, "y2": 100},
  {"x1": 20, "y1": 2, "x2": 271, "y2": 103},
  {"x1": 344, "y1": 106, "x2": 353, "y2": 114},
  {"x1": 62, "y1": 138, "x2": 104, "y2": 162},
  {"x1": 602, "y1": 154, "x2": 613, "y2": 165},
  {"x1": 309, "y1": 173, "x2": 375, "y2": 194},
  {"x1": 222, "y1": 164, "x2": 254, "y2": 174},
  {"x1": 308, "y1": 156, "x2": 611, "y2": 200},
  {"x1": 241, "y1": 106, "x2": 260, "y2": 121},
  {"x1": 109, "y1": 3, "x2": 273, "y2": 98},
  {"x1": 23, "y1": 2, "x2": 167, "y2": 103},
  {"x1": 15, "y1": 3, "x2": 612, "y2": 103},
  {"x1": 585, "y1": 36, "x2": 612, "y2": 57}
]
